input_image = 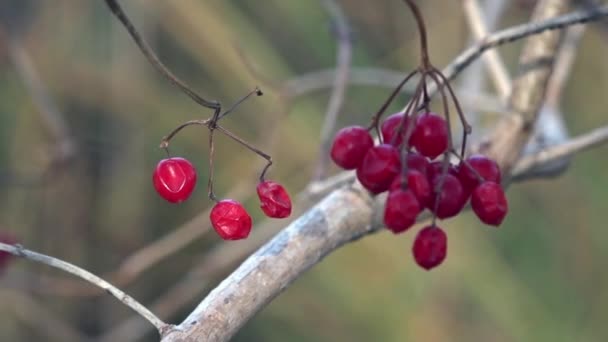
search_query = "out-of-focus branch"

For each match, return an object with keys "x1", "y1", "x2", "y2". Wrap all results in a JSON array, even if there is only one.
[
  {"x1": 512, "y1": 124, "x2": 608, "y2": 179},
  {"x1": 463, "y1": 0, "x2": 511, "y2": 100},
  {"x1": 6, "y1": 38, "x2": 76, "y2": 162},
  {"x1": 0, "y1": 243, "x2": 170, "y2": 336},
  {"x1": 313, "y1": 0, "x2": 352, "y2": 181}
]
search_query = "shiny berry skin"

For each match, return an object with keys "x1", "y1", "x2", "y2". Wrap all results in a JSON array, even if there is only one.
[
  {"x1": 356, "y1": 144, "x2": 401, "y2": 194},
  {"x1": 411, "y1": 113, "x2": 449, "y2": 159},
  {"x1": 0, "y1": 233, "x2": 17, "y2": 272},
  {"x1": 427, "y1": 161, "x2": 458, "y2": 181},
  {"x1": 257, "y1": 180, "x2": 292, "y2": 218},
  {"x1": 406, "y1": 152, "x2": 430, "y2": 175},
  {"x1": 152, "y1": 157, "x2": 197, "y2": 203},
  {"x1": 381, "y1": 112, "x2": 410, "y2": 147},
  {"x1": 412, "y1": 225, "x2": 447, "y2": 270},
  {"x1": 384, "y1": 188, "x2": 420, "y2": 234},
  {"x1": 458, "y1": 155, "x2": 501, "y2": 191},
  {"x1": 390, "y1": 170, "x2": 431, "y2": 208},
  {"x1": 210, "y1": 199, "x2": 252, "y2": 240},
  {"x1": 330, "y1": 126, "x2": 374, "y2": 170},
  {"x1": 428, "y1": 173, "x2": 467, "y2": 219},
  {"x1": 471, "y1": 182, "x2": 508, "y2": 226}
]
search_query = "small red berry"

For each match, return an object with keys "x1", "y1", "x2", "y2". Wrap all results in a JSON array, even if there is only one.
[
  {"x1": 428, "y1": 173, "x2": 467, "y2": 219},
  {"x1": 330, "y1": 126, "x2": 374, "y2": 170},
  {"x1": 458, "y1": 155, "x2": 501, "y2": 191},
  {"x1": 257, "y1": 180, "x2": 292, "y2": 218},
  {"x1": 411, "y1": 113, "x2": 449, "y2": 159},
  {"x1": 384, "y1": 188, "x2": 420, "y2": 234},
  {"x1": 390, "y1": 170, "x2": 431, "y2": 208},
  {"x1": 356, "y1": 144, "x2": 401, "y2": 194},
  {"x1": 471, "y1": 182, "x2": 508, "y2": 226},
  {"x1": 406, "y1": 152, "x2": 430, "y2": 175},
  {"x1": 381, "y1": 112, "x2": 410, "y2": 147},
  {"x1": 153, "y1": 157, "x2": 197, "y2": 203},
  {"x1": 412, "y1": 225, "x2": 447, "y2": 270},
  {"x1": 210, "y1": 199, "x2": 252, "y2": 240}
]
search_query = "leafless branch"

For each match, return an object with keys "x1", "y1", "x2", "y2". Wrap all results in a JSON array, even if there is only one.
[
  {"x1": 0, "y1": 243, "x2": 170, "y2": 336},
  {"x1": 462, "y1": 0, "x2": 512, "y2": 100}
]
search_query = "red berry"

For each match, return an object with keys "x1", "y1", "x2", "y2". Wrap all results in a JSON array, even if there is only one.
[
  {"x1": 381, "y1": 112, "x2": 410, "y2": 147},
  {"x1": 471, "y1": 182, "x2": 508, "y2": 226},
  {"x1": 210, "y1": 199, "x2": 253, "y2": 240},
  {"x1": 428, "y1": 173, "x2": 467, "y2": 219},
  {"x1": 330, "y1": 126, "x2": 374, "y2": 170},
  {"x1": 0, "y1": 233, "x2": 17, "y2": 272},
  {"x1": 384, "y1": 188, "x2": 420, "y2": 234},
  {"x1": 257, "y1": 180, "x2": 292, "y2": 218},
  {"x1": 412, "y1": 225, "x2": 447, "y2": 270},
  {"x1": 356, "y1": 144, "x2": 401, "y2": 194},
  {"x1": 406, "y1": 152, "x2": 430, "y2": 175},
  {"x1": 411, "y1": 113, "x2": 449, "y2": 159},
  {"x1": 427, "y1": 161, "x2": 458, "y2": 181},
  {"x1": 458, "y1": 155, "x2": 501, "y2": 191},
  {"x1": 390, "y1": 170, "x2": 431, "y2": 208},
  {"x1": 152, "y1": 157, "x2": 197, "y2": 203}
]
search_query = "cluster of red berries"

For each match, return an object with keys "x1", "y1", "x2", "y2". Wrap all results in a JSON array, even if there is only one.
[
  {"x1": 331, "y1": 111, "x2": 508, "y2": 270},
  {"x1": 152, "y1": 157, "x2": 292, "y2": 240}
]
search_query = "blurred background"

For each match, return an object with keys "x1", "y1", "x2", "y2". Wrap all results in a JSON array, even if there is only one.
[{"x1": 1, "y1": 0, "x2": 608, "y2": 341}]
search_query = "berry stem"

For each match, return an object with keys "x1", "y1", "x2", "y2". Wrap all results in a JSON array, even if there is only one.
[
  {"x1": 368, "y1": 69, "x2": 419, "y2": 138},
  {"x1": 402, "y1": 0, "x2": 431, "y2": 69},
  {"x1": 159, "y1": 119, "x2": 211, "y2": 150},
  {"x1": 449, "y1": 149, "x2": 485, "y2": 183},
  {"x1": 431, "y1": 68, "x2": 471, "y2": 158},
  {"x1": 207, "y1": 129, "x2": 218, "y2": 202},
  {"x1": 215, "y1": 125, "x2": 273, "y2": 182},
  {"x1": 217, "y1": 87, "x2": 263, "y2": 122}
]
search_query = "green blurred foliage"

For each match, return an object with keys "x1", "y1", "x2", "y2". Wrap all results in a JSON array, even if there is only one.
[{"x1": 0, "y1": 1, "x2": 607, "y2": 341}]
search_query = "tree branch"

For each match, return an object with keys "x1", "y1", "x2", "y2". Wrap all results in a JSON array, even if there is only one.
[{"x1": 0, "y1": 243, "x2": 170, "y2": 336}]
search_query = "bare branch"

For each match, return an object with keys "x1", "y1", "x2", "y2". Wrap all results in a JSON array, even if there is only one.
[
  {"x1": 0, "y1": 243, "x2": 170, "y2": 335},
  {"x1": 313, "y1": 0, "x2": 353, "y2": 181},
  {"x1": 462, "y1": 0, "x2": 512, "y2": 100},
  {"x1": 512, "y1": 124, "x2": 608, "y2": 178}
]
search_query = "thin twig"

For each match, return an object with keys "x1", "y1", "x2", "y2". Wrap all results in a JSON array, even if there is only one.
[
  {"x1": 103, "y1": 0, "x2": 219, "y2": 110},
  {"x1": 462, "y1": 0, "x2": 511, "y2": 100},
  {"x1": 512, "y1": 124, "x2": 608, "y2": 178},
  {"x1": 313, "y1": 0, "x2": 353, "y2": 181},
  {"x1": 0, "y1": 243, "x2": 170, "y2": 335}
]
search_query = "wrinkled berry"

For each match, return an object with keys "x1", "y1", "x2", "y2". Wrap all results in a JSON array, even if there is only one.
[
  {"x1": 153, "y1": 157, "x2": 197, "y2": 203},
  {"x1": 413, "y1": 225, "x2": 447, "y2": 270},
  {"x1": 428, "y1": 173, "x2": 467, "y2": 219},
  {"x1": 390, "y1": 170, "x2": 431, "y2": 208},
  {"x1": 381, "y1": 112, "x2": 410, "y2": 147},
  {"x1": 356, "y1": 144, "x2": 401, "y2": 194},
  {"x1": 210, "y1": 199, "x2": 252, "y2": 240},
  {"x1": 384, "y1": 188, "x2": 420, "y2": 234},
  {"x1": 471, "y1": 182, "x2": 508, "y2": 226},
  {"x1": 458, "y1": 155, "x2": 501, "y2": 191},
  {"x1": 411, "y1": 113, "x2": 449, "y2": 159},
  {"x1": 330, "y1": 126, "x2": 374, "y2": 170},
  {"x1": 257, "y1": 180, "x2": 292, "y2": 218}
]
